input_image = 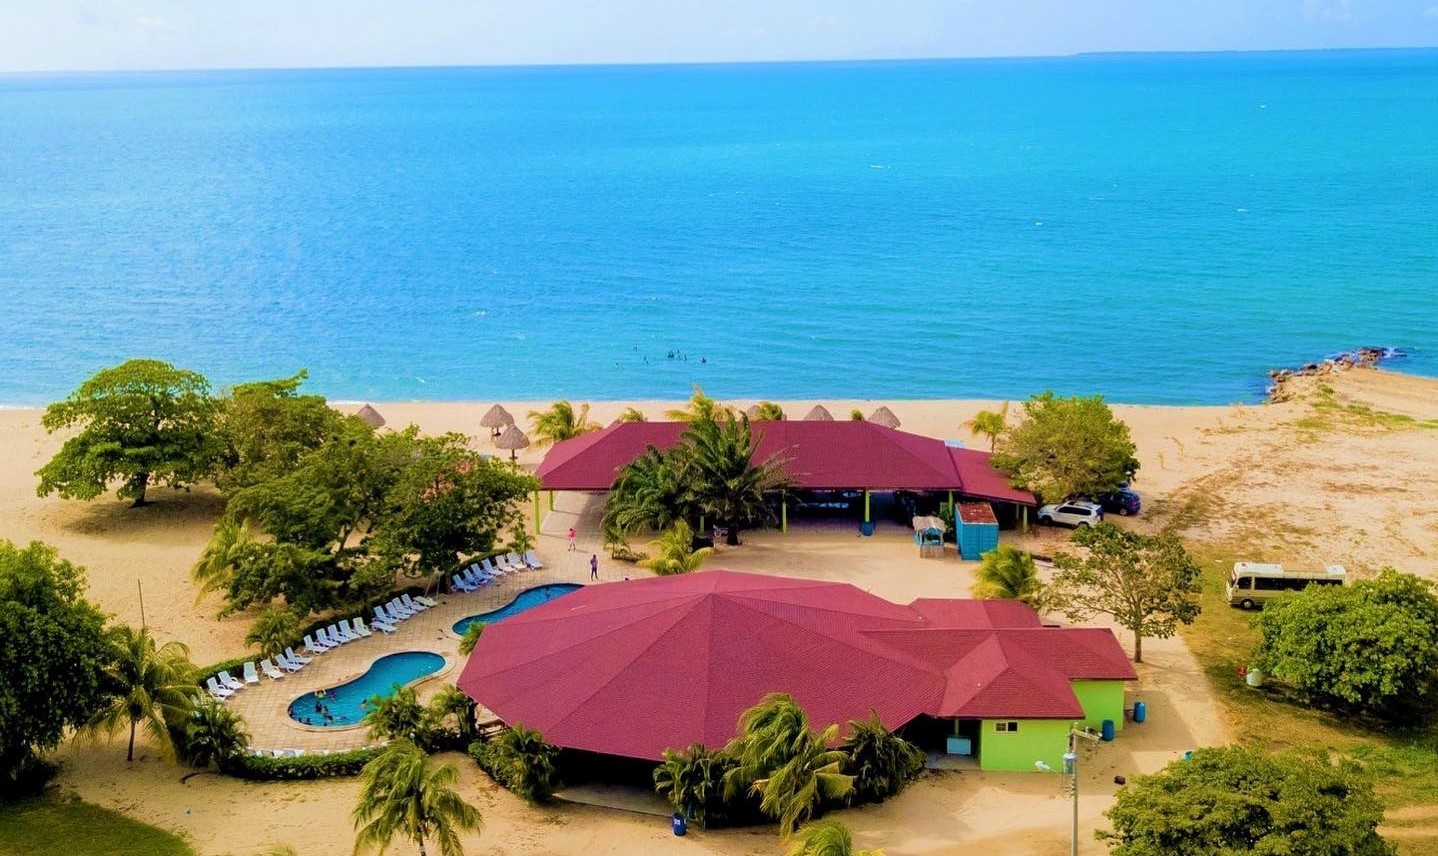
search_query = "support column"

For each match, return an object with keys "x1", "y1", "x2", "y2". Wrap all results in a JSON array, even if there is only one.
[
  {"x1": 948, "y1": 490, "x2": 955, "y2": 516},
  {"x1": 547, "y1": 490, "x2": 555, "y2": 511},
  {"x1": 864, "y1": 490, "x2": 871, "y2": 523},
  {"x1": 781, "y1": 491, "x2": 788, "y2": 534},
  {"x1": 533, "y1": 491, "x2": 541, "y2": 535}
]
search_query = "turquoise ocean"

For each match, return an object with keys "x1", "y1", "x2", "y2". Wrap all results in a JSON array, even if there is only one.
[{"x1": 1, "y1": 50, "x2": 1435, "y2": 405}]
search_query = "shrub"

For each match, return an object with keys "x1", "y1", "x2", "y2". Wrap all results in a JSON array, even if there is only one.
[
  {"x1": 842, "y1": 714, "x2": 924, "y2": 804},
  {"x1": 227, "y1": 746, "x2": 384, "y2": 780},
  {"x1": 653, "y1": 743, "x2": 739, "y2": 828},
  {"x1": 469, "y1": 725, "x2": 560, "y2": 802}
]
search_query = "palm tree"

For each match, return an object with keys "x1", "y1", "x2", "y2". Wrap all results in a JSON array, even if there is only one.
[
  {"x1": 484, "y1": 724, "x2": 559, "y2": 803},
  {"x1": 353, "y1": 740, "x2": 481, "y2": 856},
  {"x1": 457, "y1": 621, "x2": 486, "y2": 656},
  {"x1": 962, "y1": 402, "x2": 1009, "y2": 452},
  {"x1": 723, "y1": 693, "x2": 854, "y2": 839},
  {"x1": 665, "y1": 385, "x2": 731, "y2": 422},
  {"x1": 653, "y1": 744, "x2": 732, "y2": 828},
  {"x1": 842, "y1": 714, "x2": 924, "y2": 803},
  {"x1": 364, "y1": 686, "x2": 431, "y2": 744},
  {"x1": 640, "y1": 521, "x2": 714, "y2": 576},
  {"x1": 192, "y1": 517, "x2": 254, "y2": 595},
  {"x1": 616, "y1": 407, "x2": 647, "y2": 423},
  {"x1": 428, "y1": 685, "x2": 477, "y2": 742},
  {"x1": 184, "y1": 698, "x2": 250, "y2": 772},
  {"x1": 87, "y1": 625, "x2": 196, "y2": 762},
  {"x1": 527, "y1": 400, "x2": 600, "y2": 447},
  {"x1": 244, "y1": 604, "x2": 300, "y2": 659},
  {"x1": 972, "y1": 545, "x2": 1045, "y2": 607},
  {"x1": 848, "y1": 409, "x2": 864, "y2": 421},
  {"x1": 751, "y1": 402, "x2": 786, "y2": 421},
  {"x1": 685, "y1": 415, "x2": 790, "y2": 546},
  {"x1": 785, "y1": 819, "x2": 884, "y2": 856},
  {"x1": 602, "y1": 445, "x2": 699, "y2": 540}
]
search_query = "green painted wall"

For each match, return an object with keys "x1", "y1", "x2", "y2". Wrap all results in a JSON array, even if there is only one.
[
  {"x1": 979, "y1": 718, "x2": 1073, "y2": 772},
  {"x1": 1071, "y1": 680, "x2": 1126, "y2": 732}
]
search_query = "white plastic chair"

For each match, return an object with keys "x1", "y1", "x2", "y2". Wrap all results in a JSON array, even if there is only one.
[{"x1": 242, "y1": 661, "x2": 260, "y2": 684}]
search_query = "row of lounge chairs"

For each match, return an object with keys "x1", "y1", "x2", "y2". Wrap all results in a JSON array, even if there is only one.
[
  {"x1": 205, "y1": 647, "x2": 315, "y2": 701},
  {"x1": 370, "y1": 592, "x2": 439, "y2": 632},
  {"x1": 451, "y1": 552, "x2": 544, "y2": 592}
]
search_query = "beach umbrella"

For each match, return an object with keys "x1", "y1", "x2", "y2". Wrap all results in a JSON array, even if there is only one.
[
  {"x1": 867, "y1": 406, "x2": 901, "y2": 429},
  {"x1": 745, "y1": 405, "x2": 762, "y2": 420},
  {"x1": 480, "y1": 404, "x2": 515, "y2": 440},
  {"x1": 802, "y1": 405, "x2": 834, "y2": 421},
  {"x1": 355, "y1": 403, "x2": 386, "y2": 429},
  {"x1": 496, "y1": 424, "x2": 531, "y2": 462}
]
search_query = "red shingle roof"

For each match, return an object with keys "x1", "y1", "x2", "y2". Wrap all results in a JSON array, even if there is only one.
[
  {"x1": 533, "y1": 421, "x2": 1036, "y2": 505},
  {"x1": 458, "y1": 571, "x2": 1134, "y2": 760}
]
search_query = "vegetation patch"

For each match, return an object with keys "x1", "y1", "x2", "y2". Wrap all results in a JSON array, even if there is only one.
[{"x1": 0, "y1": 794, "x2": 196, "y2": 856}]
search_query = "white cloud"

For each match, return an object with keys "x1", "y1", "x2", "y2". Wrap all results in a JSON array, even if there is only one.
[{"x1": 1303, "y1": 0, "x2": 1354, "y2": 22}]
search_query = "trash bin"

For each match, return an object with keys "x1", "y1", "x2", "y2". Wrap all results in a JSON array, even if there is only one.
[
  {"x1": 859, "y1": 521, "x2": 875, "y2": 537},
  {"x1": 1101, "y1": 719, "x2": 1115, "y2": 742},
  {"x1": 1245, "y1": 668, "x2": 1264, "y2": 688},
  {"x1": 1133, "y1": 701, "x2": 1147, "y2": 723},
  {"x1": 671, "y1": 813, "x2": 687, "y2": 837}
]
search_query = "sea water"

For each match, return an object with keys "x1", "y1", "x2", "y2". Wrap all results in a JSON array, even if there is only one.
[{"x1": 1, "y1": 50, "x2": 1435, "y2": 405}]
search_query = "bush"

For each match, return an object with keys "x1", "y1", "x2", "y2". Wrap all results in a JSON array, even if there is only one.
[
  {"x1": 1254, "y1": 569, "x2": 1438, "y2": 722},
  {"x1": 227, "y1": 746, "x2": 384, "y2": 780},
  {"x1": 842, "y1": 715, "x2": 924, "y2": 804},
  {"x1": 608, "y1": 545, "x2": 649, "y2": 563},
  {"x1": 469, "y1": 725, "x2": 560, "y2": 802}
]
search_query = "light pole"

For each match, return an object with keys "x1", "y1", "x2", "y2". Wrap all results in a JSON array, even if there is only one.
[{"x1": 1066, "y1": 726, "x2": 1101, "y2": 856}]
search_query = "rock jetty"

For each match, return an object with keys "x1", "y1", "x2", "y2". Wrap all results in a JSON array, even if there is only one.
[{"x1": 1267, "y1": 347, "x2": 1403, "y2": 401}]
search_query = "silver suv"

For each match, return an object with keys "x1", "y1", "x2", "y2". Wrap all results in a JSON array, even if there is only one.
[{"x1": 1037, "y1": 500, "x2": 1104, "y2": 528}]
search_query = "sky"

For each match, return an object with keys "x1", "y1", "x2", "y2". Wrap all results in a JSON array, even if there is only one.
[{"x1": 1, "y1": 1, "x2": 1436, "y2": 73}]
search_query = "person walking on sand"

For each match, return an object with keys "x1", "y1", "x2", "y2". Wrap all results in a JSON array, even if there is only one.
[
  {"x1": 567, "y1": 527, "x2": 577, "y2": 551},
  {"x1": 590, "y1": 554, "x2": 599, "y2": 580}
]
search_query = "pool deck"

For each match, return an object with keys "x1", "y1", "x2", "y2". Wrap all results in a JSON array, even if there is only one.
[{"x1": 225, "y1": 492, "x2": 616, "y2": 752}]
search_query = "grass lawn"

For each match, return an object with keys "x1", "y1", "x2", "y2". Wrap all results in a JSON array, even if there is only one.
[
  {"x1": 0, "y1": 793, "x2": 196, "y2": 856},
  {"x1": 1181, "y1": 546, "x2": 1438, "y2": 855}
]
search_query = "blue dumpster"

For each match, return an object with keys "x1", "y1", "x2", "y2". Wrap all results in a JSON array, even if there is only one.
[
  {"x1": 672, "y1": 813, "x2": 687, "y2": 836},
  {"x1": 1133, "y1": 701, "x2": 1147, "y2": 723},
  {"x1": 1101, "y1": 719, "x2": 1116, "y2": 742}
]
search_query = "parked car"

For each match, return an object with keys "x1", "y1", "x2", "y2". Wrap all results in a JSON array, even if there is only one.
[
  {"x1": 1037, "y1": 500, "x2": 1104, "y2": 528},
  {"x1": 1090, "y1": 489, "x2": 1141, "y2": 516}
]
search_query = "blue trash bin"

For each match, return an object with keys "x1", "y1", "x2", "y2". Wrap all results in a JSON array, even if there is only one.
[
  {"x1": 672, "y1": 813, "x2": 687, "y2": 836},
  {"x1": 1133, "y1": 700, "x2": 1147, "y2": 723},
  {"x1": 859, "y1": 521, "x2": 875, "y2": 537},
  {"x1": 1101, "y1": 719, "x2": 1116, "y2": 742}
]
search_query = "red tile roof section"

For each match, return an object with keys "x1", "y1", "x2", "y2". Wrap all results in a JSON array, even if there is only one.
[
  {"x1": 948, "y1": 448, "x2": 1036, "y2": 506},
  {"x1": 458, "y1": 570, "x2": 1134, "y2": 760}
]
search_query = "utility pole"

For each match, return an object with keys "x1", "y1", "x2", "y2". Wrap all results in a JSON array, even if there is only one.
[{"x1": 1067, "y1": 726, "x2": 1101, "y2": 856}]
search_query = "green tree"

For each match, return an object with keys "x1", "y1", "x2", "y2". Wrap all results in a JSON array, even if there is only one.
[
  {"x1": 481, "y1": 724, "x2": 560, "y2": 802},
  {"x1": 616, "y1": 407, "x2": 647, "y2": 423},
  {"x1": 182, "y1": 698, "x2": 250, "y2": 772},
  {"x1": 685, "y1": 415, "x2": 790, "y2": 546},
  {"x1": 962, "y1": 402, "x2": 1008, "y2": 453},
  {"x1": 602, "y1": 445, "x2": 700, "y2": 541},
  {"x1": 214, "y1": 371, "x2": 349, "y2": 492},
  {"x1": 1254, "y1": 570, "x2": 1438, "y2": 721},
  {"x1": 353, "y1": 740, "x2": 481, "y2": 856},
  {"x1": 786, "y1": 819, "x2": 884, "y2": 856},
  {"x1": 86, "y1": 625, "x2": 196, "y2": 762},
  {"x1": 244, "y1": 605, "x2": 301, "y2": 659},
  {"x1": 724, "y1": 693, "x2": 854, "y2": 839},
  {"x1": 991, "y1": 391, "x2": 1139, "y2": 503},
  {"x1": 457, "y1": 621, "x2": 486, "y2": 656},
  {"x1": 1102, "y1": 746, "x2": 1392, "y2": 856},
  {"x1": 1048, "y1": 523, "x2": 1201, "y2": 663},
  {"x1": 527, "y1": 400, "x2": 600, "y2": 446},
  {"x1": 665, "y1": 385, "x2": 731, "y2": 422},
  {"x1": 971, "y1": 546, "x2": 1045, "y2": 607},
  {"x1": 428, "y1": 685, "x2": 477, "y2": 742},
  {"x1": 364, "y1": 686, "x2": 432, "y2": 745},
  {"x1": 848, "y1": 410, "x2": 864, "y2": 421},
  {"x1": 640, "y1": 521, "x2": 714, "y2": 576},
  {"x1": 752, "y1": 401, "x2": 786, "y2": 421},
  {"x1": 191, "y1": 517, "x2": 257, "y2": 601},
  {"x1": 37, "y1": 359, "x2": 218, "y2": 506},
  {"x1": 842, "y1": 714, "x2": 924, "y2": 804},
  {"x1": 653, "y1": 743, "x2": 736, "y2": 828},
  {"x1": 0, "y1": 540, "x2": 115, "y2": 783}
]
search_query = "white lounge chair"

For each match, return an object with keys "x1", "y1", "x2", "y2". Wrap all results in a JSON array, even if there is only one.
[
  {"x1": 462, "y1": 567, "x2": 490, "y2": 587},
  {"x1": 375, "y1": 605, "x2": 399, "y2": 626},
  {"x1": 260, "y1": 658, "x2": 285, "y2": 680},
  {"x1": 524, "y1": 550, "x2": 545, "y2": 569},
  {"x1": 480, "y1": 558, "x2": 504, "y2": 576},
  {"x1": 206, "y1": 677, "x2": 234, "y2": 700},
  {"x1": 387, "y1": 598, "x2": 415, "y2": 618},
  {"x1": 347, "y1": 617, "x2": 372, "y2": 637},
  {"x1": 360, "y1": 615, "x2": 394, "y2": 635},
  {"x1": 337, "y1": 621, "x2": 361, "y2": 642},
  {"x1": 285, "y1": 647, "x2": 311, "y2": 666},
  {"x1": 400, "y1": 594, "x2": 427, "y2": 613},
  {"x1": 333, "y1": 623, "x2": 359, "y2": 643},
  {"x1": 414, "y1": 593, "x2": 439, "y2": 608},
  {"x1": 452, "y1": 574, "x2": 477, "y2": 593},
  {"x1": 218, "y1": 670, "x2": 245, "y2": 691},
  {"x1": 304, "y1": 634, "x2": 330, "y2": 655},
  {"x1": 315, "y1": 627, "x2": 338, "y2": 647},
  {"x1": 493, "y1": 554, "x2": 519, "y2": 573},
  {"x1": 276, "y1": 652, "x2": 304, "y2": 672},
  {"x1": 242, "y1": 661, "x2": 260, "y2": 684},
  {"x1": 506, "y1": 552, "x2": 528, "y2": 571}
]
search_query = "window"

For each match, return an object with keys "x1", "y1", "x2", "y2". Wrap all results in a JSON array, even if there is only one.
[
  {"x1": 1253, "y1": 577, "x2": 1281, "y2": 591},
  {"x1": 994, "y1": 721, "x2": 1020, "y2": 733}
]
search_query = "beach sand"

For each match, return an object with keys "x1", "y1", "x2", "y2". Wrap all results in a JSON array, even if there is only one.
[{"x1": 3, "y1": 367, "x2": 1435, "y2": 855}]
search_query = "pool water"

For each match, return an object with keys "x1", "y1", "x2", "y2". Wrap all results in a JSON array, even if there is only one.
[
  {"x1": 287, "y1": 651, "x2": 445, "y2": 728},
  {"x1": 452, "y1": 583, "x2": 583, "y2": 636}
]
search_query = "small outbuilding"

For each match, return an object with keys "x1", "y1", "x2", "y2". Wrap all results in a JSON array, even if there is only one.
[
  {"x1": 955, "y1": 502, "x2": 999, "y2": 559},
  {"x1": 912, "y1": 516, "x2": 947, "y2": 558}
]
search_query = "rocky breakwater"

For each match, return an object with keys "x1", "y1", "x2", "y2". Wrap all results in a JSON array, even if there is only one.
[{"x1": 1267, "y1": 347, "x2": 1404, "y2": 402}]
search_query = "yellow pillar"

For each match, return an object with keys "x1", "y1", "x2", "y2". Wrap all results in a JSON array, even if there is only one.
[
  {"x1": 781, "y1": 491, "x2": 788, "y2": 534},
  {"x1": 533, "y1": 491, "x2": 541, "y2": 534},
  {"x1": 547, "y1": 490, "x2": 555, "y2": 511},
  {"x1": 864, "y1": 490, "x2": 871, "y2": 523},
  {"x1": 948, "y1": 490, "x2": 955, "y2": 516}
]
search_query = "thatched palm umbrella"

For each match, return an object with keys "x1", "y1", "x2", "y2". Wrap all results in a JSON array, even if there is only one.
[
  {"x1": 745, "y1": 404, "x2": 762, "y2": 420},
  {"x1": 496, "y1": 423, "x2": 531, "y2": 462},
  {"x1": 355, "y1": 403, "x2": 386, "y2": 429},
  {"x1": 867, "y1": 406, "x2": 901, "y2": 429},
  {"x1": 802, "y1": 405, "x2": 834, "y2": 421},
  {"x1": 480, "y1": 404, "x2": 515, "y2": 441}
]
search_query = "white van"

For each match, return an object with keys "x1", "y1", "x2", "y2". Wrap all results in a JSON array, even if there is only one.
[{"x1": 1226, "y1": 562, "x2": 1346, "y2": 609}]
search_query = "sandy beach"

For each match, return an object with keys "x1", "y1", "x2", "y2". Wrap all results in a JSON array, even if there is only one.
[{"x1": 2, "y1": 367, "x2": 1435, "y2": 855}]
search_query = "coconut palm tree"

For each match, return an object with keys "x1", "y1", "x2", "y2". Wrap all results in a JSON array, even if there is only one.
[
  {"x1": 723, "y1": 693, "x2": 854, "y2": 839},
  {"x1": 972, "y1": 545, "x2": 1044, "y2": 607},
  {"x1": 364, "y1": 686, "x2": 432, "y2": 745},
  {"x1": 785, "y1": 819, "x2": 884, "y2": 856},
  {"x1": 616, "y1": 407, "x2": 647, "y2": 423},
  {"x1": 86, "y1": 625, "x2": 196, "y2": 762},
  {"x1": 751, "y1": 402, "x2": 786, "y2": 421},
  {"x1": 962, "y1": 402, "x2": 1009, "y2": 452},
  {"x1": 684, "y1": 415, "x2": 790, "y2": 546},
  {"x1": 457, "y1": 621, "x2": 486, "y2": 656},
  {"x1": 848, "y1": 409, "x2": 864, "y2": 421},
  {"x1": 527, "y1": 400, "x2": 600, "y2": 447},
  {"x1": 640, "y1": 521, "x2": 714, "y2": 576},
  {"x1": 353, "y1": 740, "x2": 481, "y2": 856},
  {"x1": 484, "y1": 724, "x2": 559, "y2": 803},
  {"x1": 602, "y1": 445, "x2": 699, "y2": 539},
  {"x1": 244, "y1": 604, "x2": 300, "y2": 658},
  {"x1": 842, "y1": 714, "x2": 924, "y2": 803},
  {"x1": 192, "y1": 517, "x2": 254, "y2": 595},
  {"x1": 428, "y1": 685, "x2": 477, "y2": 742},
  {"x1": 664, "y1": 385, "x2": 731, "y2": 422},
  {"x1": 183, "y1": 698, "x2": 250, "y2": 772},
  {"x1": 653, "y1": 743, "x2": 732, "y2": 828}
]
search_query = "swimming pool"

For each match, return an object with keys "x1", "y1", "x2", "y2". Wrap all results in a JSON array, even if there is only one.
[
  {"x1": 287, "y1": 651, "x2": 445, "y2": 729},
  {"x1": 452, "y1": 583, "x2": 583, "y2": 636}
]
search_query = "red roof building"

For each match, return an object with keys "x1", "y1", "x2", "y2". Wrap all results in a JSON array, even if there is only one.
[
  {"x1": 533, "y1": 420, "x2": 1035, "y2": 506},
  {"x1": 458, "y1": 571, "x2": 1135, "y2": 772}
]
